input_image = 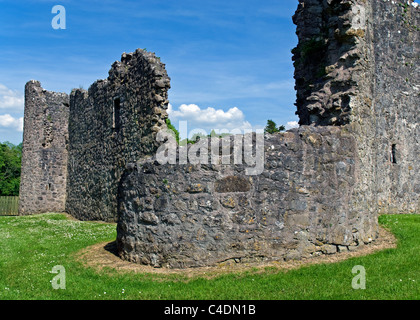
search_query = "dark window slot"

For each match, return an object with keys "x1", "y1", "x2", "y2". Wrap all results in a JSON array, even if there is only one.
[
  {"x1": 113, "y1": 98, "x2": 121, "y2": 130},
  {"x1": 391, "y1": 144, "x2": 397, "y2": 164}
]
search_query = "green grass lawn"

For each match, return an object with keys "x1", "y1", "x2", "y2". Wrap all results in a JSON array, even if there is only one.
[{"x1": 0, "y1": 213, "x2": 419, "y2": 300}]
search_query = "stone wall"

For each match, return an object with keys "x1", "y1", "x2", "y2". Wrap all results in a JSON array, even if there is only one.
[
  {"x1": 115, "y1": 0, "x2": 419, "y2": 268},
  {"x1": 293, "y1": 0, "x2": 419, "y2": 214},
  {"x1": 292, "y1": 0, "x2": 379, "y2": 260},
  {"x1": 18, "y1": 0, "x2": 419, "y2": 268},
  {"x1": 372, "y1": 0, "x2": 420, "y2": 213},
  {"x1": 116, "y1": 127, "x2": 377, "y2": 268},
  {"x1": 65, "y1": 49, "x2": 171, "y2": 221},
  {"x1": 19, "y1": 80, "x2": 69, "y2": 215},
  {"x1": 292, "y1": 0, "x2": 373, "y2": 127}
]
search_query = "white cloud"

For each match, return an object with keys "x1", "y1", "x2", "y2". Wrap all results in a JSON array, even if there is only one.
[
  {"x1": 286, "y1": 121, "x2": 299, "y2": 130},
  {"x1": 168, "y1": 103, "x2": 253, "y2": 136},
  {"x1": 0, "y1": 114, "x2": 24, "y2": 132},
  {"x1": 0, "y1": 84, "x2": 24, "y2": 111}
]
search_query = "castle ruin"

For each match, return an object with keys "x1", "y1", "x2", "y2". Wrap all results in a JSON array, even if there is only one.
[{"x1": 19, "y1": 0, "x2": 419, "y2": 268}]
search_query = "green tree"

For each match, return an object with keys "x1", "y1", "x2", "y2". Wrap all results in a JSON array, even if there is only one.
[
  {"x1": 165, "y1": 118, "x2": 180, "y2": 144},
  {"x1": 265, "y1": 120, "x2": 286, "y2": 134},
  {"x1": 0, "y1": 142, "x2": 22, "y2": 196},
  {"x1": 209, "y1": 129, "x2": 217, "y2": 137}
]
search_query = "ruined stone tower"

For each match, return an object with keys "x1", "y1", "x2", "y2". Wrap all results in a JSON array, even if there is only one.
[
  {"x1": 19, "y1": 49, "x2": 171, "y2": 221},
  {"x1": 19, "y1": 81, "x2": 69, "y2": 215},
  {"x1": 65, "y1": 50, "x2": 171, "y2": 221},
  {"x1": 292, "y1": 0, "x2": 419, "y2": 214},
  {"x1": 115, "y1": 0, "x2": 419, "y2": 267},
  {"x1": 18, "y1": 0, "x2": 419, "y2": 268}
]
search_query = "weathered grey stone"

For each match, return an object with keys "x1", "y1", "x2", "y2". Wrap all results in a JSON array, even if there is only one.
[
  {"x1": 19, "y1": 81, "x2": 69, "y2": 215},
  {"x1": 214, "y1": 176, "x2": 252, "y2": 193},
  {"x1": 64, "y1": 49, "x2": 170, "y2": 221},
  {"x1": 18, "y1": 0, "x2": 419, "y2": 269},
  {"x1": 116, "y1": 127, "x2": 370, "y2": 268},
  {"x1": 293, "y1": 0, "x2": 419, "y2": 216},
  {"x1": 321, "y1": 244, "x2": 337, "y2": 255}
]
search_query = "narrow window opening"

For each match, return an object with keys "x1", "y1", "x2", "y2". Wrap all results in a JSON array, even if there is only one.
[
  {"x1": 113, "y1": 98, "x2": 121, "y2": 130},
  {"x1": 391, "y1": 144, "x2": 397, "y2": 164}
]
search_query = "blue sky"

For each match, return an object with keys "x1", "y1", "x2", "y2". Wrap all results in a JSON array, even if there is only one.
[{"x1": 0, "y1": 0, "x2": 299, "y2": 144}]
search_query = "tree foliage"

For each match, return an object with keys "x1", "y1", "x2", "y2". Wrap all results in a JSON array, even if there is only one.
[
  {"x1": 265, "y1": 120, "x2": 286, "y2": 134},
  {"x1": 0, "y1": 142, "x2": 22, "y2": 196},
  {"x1": 165, "y1": 118, "x2": 180, "y2": 144}
]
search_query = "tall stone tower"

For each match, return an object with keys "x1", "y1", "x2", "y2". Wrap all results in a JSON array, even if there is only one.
[
  {"x1": 371, "y1": 0, "x2": 420, "y2": 214},
  {"x1": 18, "y1": 81, "x2": 69, "y2": 215},
  {"x1": 65, "y1": 49, "x2": 171, "y2": 222},
  {"x1": 292, "y1": 0, "x2": 419, "y2": 214}
]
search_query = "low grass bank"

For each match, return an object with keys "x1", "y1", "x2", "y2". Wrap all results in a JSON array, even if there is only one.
[{"x1": 0, "y1": 213, "x2": 419, "y2": 300}]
